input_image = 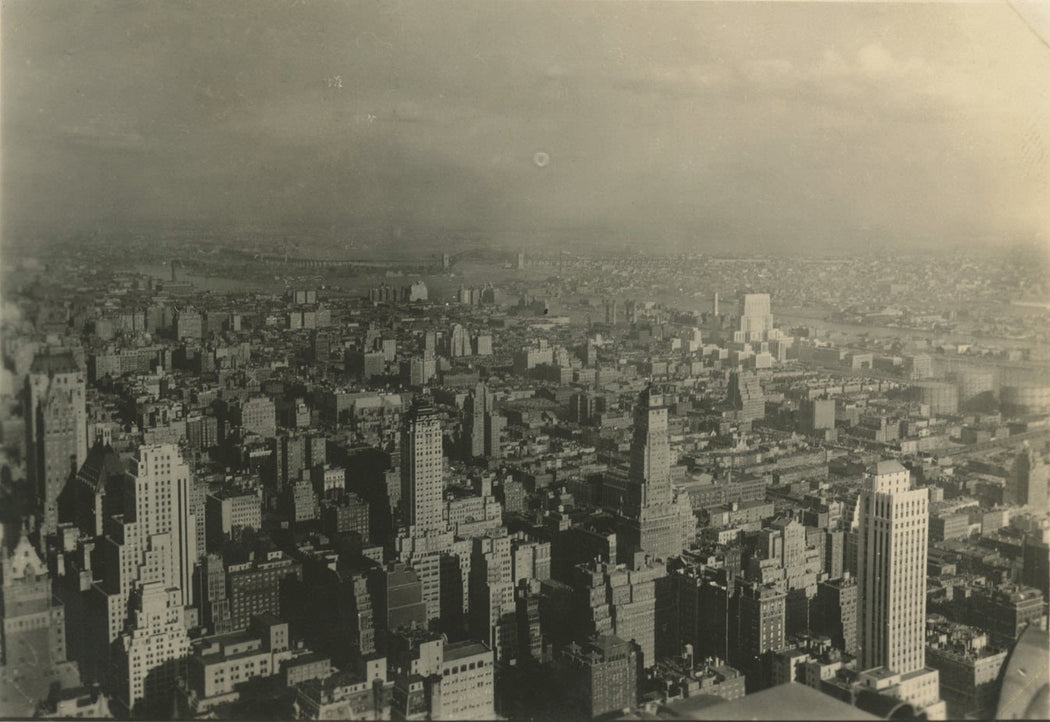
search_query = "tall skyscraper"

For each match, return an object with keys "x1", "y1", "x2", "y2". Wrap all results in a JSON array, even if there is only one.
[
  {"x1": 400, "y1": 403, "x2": 445, "y2": 534},
  {"x1": 465, "y1": 383, "x2": 491, "y2": 459},
  {"x1": 619, "y1": 386, "x2": 685, "y2": 561},
  {"x1": 112, "y1": 582, "x2": 191, "y2": 717},
  {"x1": 93, "y1": 443, "x2": 198, "y2": 649},
  {"x1": 628, "y1": 386, "x2": 672, "y2": 509},
  {"x1": 125, "y1": 444, "x2": 198, "y2": 608},
  {"x1": 25, "y1": 351, "x2": 87, "y2": 536},
  {"x1": 857, "y1": 460, "x2": 928, "y2": 674}
]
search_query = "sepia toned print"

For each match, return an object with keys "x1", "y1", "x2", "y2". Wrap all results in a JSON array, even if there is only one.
[{"x1": 1, "y1": 1, "x2": 1048, "y2": 720}]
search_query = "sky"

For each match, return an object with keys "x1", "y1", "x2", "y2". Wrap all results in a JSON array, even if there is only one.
[{"x1": 3, "y1": 0, "x2": 1049, "y2": 255}]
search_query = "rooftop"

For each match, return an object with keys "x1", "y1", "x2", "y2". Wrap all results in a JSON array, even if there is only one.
[
  {"x1": 869, "y1": 459, "x2": 907, "y2": 476},
  {"x1": 682, "y1": 682, "x2": 879, "y2": 720},
  {"x1": 30, "y1": 351, "x2": 80, "y2": 375},
  {"x1": 444, "y1": 640, "x2": 491, "y2": 662}
]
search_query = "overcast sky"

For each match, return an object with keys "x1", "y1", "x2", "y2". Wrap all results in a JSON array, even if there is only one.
[{"x1": 3, "y1": 0, "x2": 1049, "y2": 254}]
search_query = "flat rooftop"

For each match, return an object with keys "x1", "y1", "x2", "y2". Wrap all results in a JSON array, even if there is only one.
[
  {"x1": 444, "y1": 640, "x2": 491, "y2": 662},
  {"x1": 683, "y1": 682, "x2": 880, "y2": 721}
]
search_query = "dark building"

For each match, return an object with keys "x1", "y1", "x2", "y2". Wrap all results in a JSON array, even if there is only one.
[
  {"x1": 556, "y1": 635, "x2": 638, "y2": 719},
  {"x1": 814, "y1": 575, "x2": 859, "y2": 657},
  {"x1": 226, "y1": 552, "x2": 303, "y2": 631},
  {"x1": 515, "y1": 582, "x2": 547, "y2": 664},
  {"x1": 69, "y1": 442, "x2": 125, "y2": 538},
  {"x1": 1007, "y1": 446, "x2": 1050, "y2": 508},
  {"x1": 371, "y1": 561, "x2": 427, "y2": 650},
  {"x1": 186, "y1": 414, "x2": 219, "y2": 451},
  {"x1": 271, "y1": 433, "x2": 307, "y2": 492},
  {"x1": 733, "y1": 578, "x2": 786, "y2": 691},
  {"x1": 800, "y1": 398, "x2": 836, "y2": 434},
  {"x1": 618, "y1": 385, "x2": 684, "y2": 562},
  {"x1": 1022, "y1": 535, "x2": 1049, "y2": 602},
  {"x1": 323, "y1": 491, "x2": 371, "y2": 539},
  {"x1": 824, "y1": 530, "x2": 845, "y2": 580},
  {"x1": 198, "y1": 553, "x2": 233, "y2": 635},
  {"x1": 965, "y1": 584, "x2": 1045, "y2": 646},
  {"x1": 25, "y1": 352, "x2": 87, "y2": 537}
]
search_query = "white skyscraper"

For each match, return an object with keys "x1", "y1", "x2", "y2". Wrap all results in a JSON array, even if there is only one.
[
  {"x1": 401, "y1": 404, "x2": 445, "y2": 534},
  {"x1": 733, "y1": 293, "x2": 783, "y2": 348},
  {"x1": 113, "y1": 582, "x2": 191, "y2": 717},
  {"x1": 125, "y1": 444, "x2": 197, "y2": 608},
  {"x1": 857, "y1": 460, "x2": 928, "y2": 674}
]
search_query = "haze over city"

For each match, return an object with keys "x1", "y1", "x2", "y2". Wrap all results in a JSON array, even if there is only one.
[{"x1": 4, "y1": 0, "x2": 1050, "y2": 254}]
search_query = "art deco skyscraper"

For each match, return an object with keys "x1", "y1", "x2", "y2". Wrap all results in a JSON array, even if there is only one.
[
  {"x1": 736, "y1": 293, "x2": 775, "y2": 343},
  {"x1": 628, "y1": 386, "x2": 672, "y2": 509},
  {"x1": 401, "y1": 403, "x2": 445, "y2": 534},
  {"x1": 857, "y1": 460, "x2": 928, "y2": 674},
  {"x1": 619, "y1": 386, "x2": 688, "y2": 561},
  {"x1": 123, "y1": 444, "x2": 198, "y2": 608},
  {"x1": 25, "y1": 352, "x2": 87, "y2": 536}
]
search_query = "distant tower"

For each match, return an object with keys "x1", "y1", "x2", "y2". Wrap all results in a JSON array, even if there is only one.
[
  {"x1": 738, "y1": 293, "x2": 774, "y2": 343},
  {"x1": 628, "y1": 386, "x2": 672, "y2": 510},
  {"x1": 517, "y1": 251, "x2": 526, "y2": 270},
  {"x1": 25, "y1": 351, "x2": 87, "y2": 536},
  {"x1": 442, "y1": 253, "x2": 451, "y2": 270},
  {"x1": 465, "y1": 383, "x2": 490, "y2": 459},
  {"x1": 449, "y1": 323, "x2": 470, "y2": 357},
  {"x1": 858, "y1": 460, "x2": 928, "y2": 673},
  {"x1": 713, "y1": 292, "x2": 719, "y2": 317}
]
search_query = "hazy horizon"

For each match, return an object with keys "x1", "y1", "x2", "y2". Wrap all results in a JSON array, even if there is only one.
[{"x1": 4, "y1": 0, "x2": 1049, "y2": 256}]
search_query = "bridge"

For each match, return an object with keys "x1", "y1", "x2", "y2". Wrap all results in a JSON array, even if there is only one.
[{"x1": 223, "y1": 246, "x2": 504, "y2": 271}]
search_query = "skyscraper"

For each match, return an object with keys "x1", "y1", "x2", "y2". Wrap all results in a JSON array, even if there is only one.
[
  {"x1": 25, "y1": 351, "x2": 87, "y2": 536},
  {"x1": 112, "y1": 582, "x2": 191, "y2": 717},
  {"x1": 735, "y1": 293, "x2": 776, "y2": 344},
  {"x1": 628, "y1": 386, "x2": 672, "y2": 510},
  {"x1": 0, "y1": 534, "x2": 69, "y2": 672},
  {"x1": 400, "y1": 403, "x2": 445, "y2": 534},
  {"x1": 857, "y1": 460, "x2": 928, "y2": 674},
  {"x1": 449, "y1": 323, "x2": 471, "y2": 357},
  {"x1": 92, "y1": 443, "x2": 198, "y2": 649},
  {"x1": 1008, "y1": 444, "x2": 1049, "y2": 509},
  {"x1": 125, "y1": 444, "x2": 198, "y2": 607},
  {"x1": 465, "y1": 383, "x2": 491, "y2": 459},
  {"x1": 619, "y1": 386, "x2": 685, "y2": 561}
]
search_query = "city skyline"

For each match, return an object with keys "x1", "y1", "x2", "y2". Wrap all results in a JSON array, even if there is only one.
[{"x1": 1, "y1": 2, "x2": 1048, "y2": 720}]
